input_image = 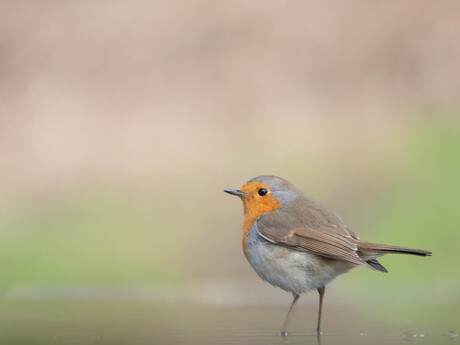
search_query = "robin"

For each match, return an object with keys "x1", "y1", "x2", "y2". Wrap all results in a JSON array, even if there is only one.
[{"x1": 224, "y1": 175, "x2": 431, "y2": 336}]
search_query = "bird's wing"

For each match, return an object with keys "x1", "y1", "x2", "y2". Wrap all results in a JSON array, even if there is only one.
[{"x1": 255, "y1": 204, "x2": 366, "y2": 267}]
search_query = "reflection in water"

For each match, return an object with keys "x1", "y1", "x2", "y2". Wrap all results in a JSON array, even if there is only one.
[
  {"x1": 280, "y1": 334, "x2": 321, "y2": 345},
  {"x1": 0, "y1": 300, "x2": 458, "y2": 344},
  {"x1": 444, "y1": 331, "x2": 459, "y2": 339}
]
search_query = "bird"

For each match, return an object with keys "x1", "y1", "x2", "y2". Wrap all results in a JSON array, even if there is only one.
[{"x1": 224, "y1": 175, "x2": 431, "y2": 336}]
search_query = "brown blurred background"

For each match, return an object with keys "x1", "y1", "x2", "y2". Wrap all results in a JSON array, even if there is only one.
[{"x1": 0, "y1": 1, "x2": 459, "y2": 305}]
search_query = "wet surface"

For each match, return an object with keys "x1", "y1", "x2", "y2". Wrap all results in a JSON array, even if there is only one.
[{"x1": 0, "y1": 300, "x2": 458, "y2": 344}]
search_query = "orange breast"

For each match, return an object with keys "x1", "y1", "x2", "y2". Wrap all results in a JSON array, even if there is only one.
[
  {"x1": 240, "y1": 182, "x2": 281, "y2": 259},
  {"x1": 242, "y1": 214, "x2": 258, "y2": 259}
]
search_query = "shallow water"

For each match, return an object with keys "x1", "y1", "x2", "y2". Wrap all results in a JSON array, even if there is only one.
[{"x1": 0, "y1": 300, "x2": 458, "y2": 344}]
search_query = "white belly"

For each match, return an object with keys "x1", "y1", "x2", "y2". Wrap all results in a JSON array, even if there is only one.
[{"x1": 245, "y1": 228, "x2": 353, "y2": 295}]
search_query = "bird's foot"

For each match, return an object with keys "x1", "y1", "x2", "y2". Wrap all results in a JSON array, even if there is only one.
[
  {"x1": 315, "y1": 331, "x2": 323, "y2": 336},
  {"x1": 279, "y1": 331, "x2": 288, "y2": 337}
]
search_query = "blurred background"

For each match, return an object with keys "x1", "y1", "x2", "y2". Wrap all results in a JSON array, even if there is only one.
[{"x1": 1, "y1": 0, "x2": 459, "y2": 311}]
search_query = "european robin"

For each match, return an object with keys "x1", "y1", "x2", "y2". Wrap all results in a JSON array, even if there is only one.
[{"x1": 224, "y1": 175, "x2": 431, "y2": 336}]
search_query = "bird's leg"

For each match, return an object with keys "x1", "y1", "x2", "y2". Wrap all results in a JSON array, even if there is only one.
[
  {"x1": 316, "y1": 286, "x2": 325, "y2": 335},
  {"x1": 280, "y1": 293, "x2": 300, "y2": 336}
]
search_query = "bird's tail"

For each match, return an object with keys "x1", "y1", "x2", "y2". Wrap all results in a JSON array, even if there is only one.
[
  {"x1": 358, "y1": 241, "x2": 432, "y2": 257},
  {"x1": 357, "y1": 241, "x2": 431, "y2": 273}
]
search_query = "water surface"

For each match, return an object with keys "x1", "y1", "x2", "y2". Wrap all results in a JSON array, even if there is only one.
[{"x1": 0, "y1": 300, "x2": 458, "y2": 344}]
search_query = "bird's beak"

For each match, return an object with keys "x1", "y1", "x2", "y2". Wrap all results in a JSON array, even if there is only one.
[{"x1": 224, "y1": 189, "x2": 248, "y2": 197}]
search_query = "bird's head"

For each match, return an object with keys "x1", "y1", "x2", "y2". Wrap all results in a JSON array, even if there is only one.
[{"x1": 224, "y1": 175, "x2": 300, "y2": 217}]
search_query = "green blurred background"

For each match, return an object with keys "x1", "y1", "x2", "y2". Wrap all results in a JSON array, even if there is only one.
[{"x1": 1, "y1": 1, "x2": 459, "y2": 310}]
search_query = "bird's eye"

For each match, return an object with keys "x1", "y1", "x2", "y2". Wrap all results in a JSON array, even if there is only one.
[{"x1": 258, "y1": 188, "x2": 268, "y2": 196}]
